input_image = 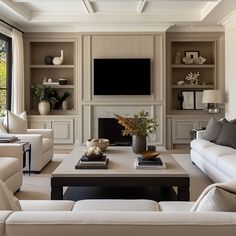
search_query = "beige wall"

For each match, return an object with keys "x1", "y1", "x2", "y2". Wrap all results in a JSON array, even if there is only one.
[{"x1": 225, "y1": 18, "x2": 236, "y2": 120}]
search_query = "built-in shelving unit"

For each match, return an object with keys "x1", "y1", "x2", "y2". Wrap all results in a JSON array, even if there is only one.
[
  {"x1": 166, "y1": 32, "x2": 225, "y2": 149},
  {"x1": 27, "y1": 40, "x2": 77, "y2": 114}
]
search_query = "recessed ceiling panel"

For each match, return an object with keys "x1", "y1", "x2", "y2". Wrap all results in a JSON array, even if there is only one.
[
  {"x1": 93, "y1": 1, "x2": 137, "y2": 12},
  {"x1": 145, "y1": 1, "x2": 206, "y2": 14},
  {"x1": 23, "y1": 1, "x2": 85, "y2": 13}
]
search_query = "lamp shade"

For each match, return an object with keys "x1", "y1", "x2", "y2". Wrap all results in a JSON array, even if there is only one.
[{"x1": 202, "y1": 90, "x2": 224, "y2": 104}]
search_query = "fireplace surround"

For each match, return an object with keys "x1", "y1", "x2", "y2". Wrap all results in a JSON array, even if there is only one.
[{"x1": 98, "y1": 118, "x2": 132, "y2": 146}]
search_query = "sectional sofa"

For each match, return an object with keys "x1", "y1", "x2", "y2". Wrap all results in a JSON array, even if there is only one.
[
  {"x1": 191, "y1": 117, "x2": 236, "y2": 182},
  {"x1": 1, "y1": 199, "x2": 236, "y2": 236}
]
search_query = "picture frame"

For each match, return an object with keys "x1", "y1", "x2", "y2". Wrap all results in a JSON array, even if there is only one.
[
  {"x1": 195, "y1": 91, "x2": 207, "y2": 110},
  {"x1": 181, "y1": 91, "x2": 194, "y2": 110},
  {"x1": 185, "y1": 51, "x2": 199, "y2": 60}
]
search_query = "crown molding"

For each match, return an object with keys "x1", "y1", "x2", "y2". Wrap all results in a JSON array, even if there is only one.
[
  {"x1": 168, "y1": 25, "x2": 224, "y2": 32},
  {"x1": 219, "y1": 9, "x2": 236, "y2": 31},
  {"x1": 22, "y1": 23, "x2": 173, "y2": 33}
]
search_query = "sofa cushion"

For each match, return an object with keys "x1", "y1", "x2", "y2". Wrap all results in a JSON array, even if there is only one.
[
  {"x1": 216, "y1": 122, "x2": 236, "y2": 149},
  {"x1": 19, "y1": 200, "x2": 75, "y2": 211},
  {"x1": 159, "y1": 201, "x2": 195, "y2": 211},
  {"x1": 42, "y1": 138, "x2": 53, "y2": 153},
  {"x1": 0, "y1": 158, "x2": 19, "y2": 181},
  {"x1": 203, "y1": 117, "x2": 225, "y2": 142},
  {"x1": 0, "y1": 179, "x2": 21, "y2": 211},
  {"x1": 200, "y1": 144, "x2": 236, "y2": 166},
  {"x1": 72, "y1": 199, "x2": 160, "y2": 211},
  {"x1": 194, "y1": 187, "x2": 236, "y2": 212},
  {"x1": 217, "y1": 155, "x2": 236, "y2": 179},
  {"x1": 3, "y1": 111, "x2": 27, "y2": 134},
  {"x1": 190, "y1": 139, "x2": 212, "y2": 156}
]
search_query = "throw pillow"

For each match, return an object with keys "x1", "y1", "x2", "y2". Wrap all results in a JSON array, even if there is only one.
[
  {"x1": 230, "y1": 119, "x2": 236, "y2": 124},
  {"x1": 216, "y1": 122, "x2": 236, "y2": 149},
  {"x1": 0, "y1": 179, "x2": 21, "y2": 211},
  {"x1": 203, "y1": 117, "x2": 226, "y2": 142},
  {"x1": 193, "y1": 187, "x2": 236, "y2": 212},
  {"x1": 3, "y1": 111, "x2": 27, "y2": 134}
]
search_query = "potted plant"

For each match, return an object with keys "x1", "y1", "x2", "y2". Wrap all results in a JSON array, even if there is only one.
[
  {"x1": 115, "y1": 111, "x2": 158, "y2": 154},
  {"x1": 31, "y1": 84, "x2": 59, "y2": 115}
]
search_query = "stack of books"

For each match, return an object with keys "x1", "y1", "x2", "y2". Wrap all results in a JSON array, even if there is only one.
[
  {"x1": 75, "y1": 155, "x2": 109, "y2": 169},
  {"x1": 0, "y1": 136, "x2": 18, "y2": 143},
  {"x1": 135, "y1": 156, "x2": 166, "y2": 170}
]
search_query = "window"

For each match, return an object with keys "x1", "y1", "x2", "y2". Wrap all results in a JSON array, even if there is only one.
[{"x1": 0, "y1": 33, "x2": 12, "y2": 116}]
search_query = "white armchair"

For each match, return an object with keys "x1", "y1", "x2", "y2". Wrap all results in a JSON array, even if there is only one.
[
  {"x1": 0, "y1": 143, "x2": 23, "y2": 193},
  {"x1": 0, "y1": 114, "x2": 54, "y2": 173},
  {"x1": 16, "y1": 129, "x2": 54, "y2": 173}
]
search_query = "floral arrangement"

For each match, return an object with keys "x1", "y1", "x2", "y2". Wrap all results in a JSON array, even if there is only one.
[{"x1": 114, "y1": 110, "x2": 158, "y2": 137}]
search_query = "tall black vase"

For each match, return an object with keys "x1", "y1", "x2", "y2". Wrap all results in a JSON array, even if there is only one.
[{"x1": 132, "y1": 135, "x2": 146, "y2": 154}]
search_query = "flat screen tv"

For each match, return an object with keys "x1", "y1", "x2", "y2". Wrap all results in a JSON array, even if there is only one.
[{"x1": 94, "y1": 58, "x2": 151, "y2": 95}]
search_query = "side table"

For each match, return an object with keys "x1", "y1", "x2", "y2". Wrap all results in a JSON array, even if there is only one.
[{"x1": 19, "y1": 142, "x2": 31, "y2": 175}]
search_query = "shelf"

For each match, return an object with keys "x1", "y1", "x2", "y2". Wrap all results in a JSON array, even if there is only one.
[
  {"x1": 172, "y1": 85, "x2": 214, "y2": 89},
  {"x1": 30, "y1": 65, "x2": 74, "y2": 69},
  {"x1": 46, "y1": 84, "x2": 74, "y2": 89},
  {"x1": 172, "y1": 64, "x2": 215, "y2": 68}
]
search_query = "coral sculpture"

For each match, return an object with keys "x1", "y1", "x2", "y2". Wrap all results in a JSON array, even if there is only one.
[{"x1": 185, "y1": 72, "x2": 200, "y2": 84}]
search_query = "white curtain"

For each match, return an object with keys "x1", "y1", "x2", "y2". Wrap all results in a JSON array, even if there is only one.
[{"x1": 11, "y1": 29, "x2": 24, "y2": 114}]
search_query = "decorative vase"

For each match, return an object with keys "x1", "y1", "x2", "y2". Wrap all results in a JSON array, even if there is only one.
[
  {"x1": 38, "y1": 101, "x2": 50, "y2": 115},
  {"x1": 53, "y1": 50, "x2": 64, "y2": 65},
  {"x1": 132, "y1": 135, "x2": 146, "y2": 154},
  {"x1": 62, "y1": 100, "x2": 68, "y2": 110}
]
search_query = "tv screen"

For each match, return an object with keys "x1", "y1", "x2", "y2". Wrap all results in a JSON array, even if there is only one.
[{"x1": 94, "y1": 58, "x2": 151, "y2": 95}]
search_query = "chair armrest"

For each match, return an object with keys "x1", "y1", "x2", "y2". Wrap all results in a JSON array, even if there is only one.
[
  {"x1": 0, "y1": 143, "x2": 23, "y2": 159},
  {"x1": 27, "y1": 129, "x2": 53, "y2": 139},
  {"x1": 196, "y1": 130, "x2": 205, "y2": 139}
]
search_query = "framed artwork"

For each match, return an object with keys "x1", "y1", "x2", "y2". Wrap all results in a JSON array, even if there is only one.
[
  {"x1": 181, "y1": 91, "x2": 194, "y2": 109},
  {"x1": 185, "y1": 51, "x2": 199, "y2": 60},
  {"x1": 195, "y1": 91, "x2": 207, "y2": 110}
]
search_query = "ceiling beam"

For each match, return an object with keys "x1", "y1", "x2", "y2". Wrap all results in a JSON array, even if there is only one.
[
  {"x1": 81, "y1": 0, "x2": 94, "y2": 14},
  {"x1": 201, "y1": 0, "x2": 221, "y2": 20},
  {"x1": 137, "y1": 0, "x2": 147, "y2": 14},
  {"x1": 0, "y1": 0, "x2": 31, "y2": 21}
]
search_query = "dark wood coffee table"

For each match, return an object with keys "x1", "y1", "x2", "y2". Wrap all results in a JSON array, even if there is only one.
[{"x1": 51, "y1": 147, "x2": 190, "y2": 201}]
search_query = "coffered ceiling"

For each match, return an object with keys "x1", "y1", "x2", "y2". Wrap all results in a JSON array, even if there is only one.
[{"x1": 0, "y1": 0, "x2": 236, "y2": 32}]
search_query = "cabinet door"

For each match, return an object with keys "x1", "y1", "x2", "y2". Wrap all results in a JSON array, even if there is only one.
[
  {"x1": 172, "y1": 119, "x2": 195, "y2": 144},
  {"x1": 51, "y1": 119, "x2": 74, "y2": 144}
]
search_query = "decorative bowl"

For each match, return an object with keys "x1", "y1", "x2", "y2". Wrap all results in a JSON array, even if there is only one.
[
  {"x1": 59, "y1": 78, "x2": 68, "y2": 85},
  {"x1": 141, "y1": 151, "x2": 160, "y2": 160},
  {"x1": 86, "y1": 138, "x2": 109, "y2": 152}
]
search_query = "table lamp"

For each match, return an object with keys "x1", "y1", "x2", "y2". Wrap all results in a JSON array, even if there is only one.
[{"x1": 202, "y1": 90, "x2": 224, "y2": 113}]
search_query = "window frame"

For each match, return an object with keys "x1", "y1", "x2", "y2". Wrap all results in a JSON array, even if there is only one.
[{"x1": 0, "y1": 32, "x2": 12, "y2": 111}]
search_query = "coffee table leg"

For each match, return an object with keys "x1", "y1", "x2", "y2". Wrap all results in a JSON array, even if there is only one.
[{"x1": 177, "y1": 185, "x2": 190, "y2": 201}]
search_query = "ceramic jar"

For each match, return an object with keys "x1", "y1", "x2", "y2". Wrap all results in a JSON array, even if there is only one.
[{"x1": 38, "y1": 101, "x2": 50, "y2": 115}]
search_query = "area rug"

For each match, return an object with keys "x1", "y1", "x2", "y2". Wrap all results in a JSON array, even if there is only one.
[{"x1": 16, "y1": 153, "x2": 213, "y2": 201}]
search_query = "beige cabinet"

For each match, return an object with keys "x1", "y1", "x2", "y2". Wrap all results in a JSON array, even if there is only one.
[{"x1": 28, "y1": 116, "x2": 75, "y2": 144}]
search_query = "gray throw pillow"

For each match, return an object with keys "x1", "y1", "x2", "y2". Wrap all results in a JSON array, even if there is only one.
[
  {"x1": 203, "y1": 117, "x2": 226, "y2": 142},
  {"x1": 230, "y1": 119, "x2": 236, "y2": 124},
  {"x1": 216, "y1": 122, "x2": 236, "y2": 149}
]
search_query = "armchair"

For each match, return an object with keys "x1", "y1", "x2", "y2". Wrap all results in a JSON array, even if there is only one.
[
  {"x1": 0, "y1": 143, "x2": 23, "y2": 193},
  {"x1": 0, "y1": 115, "x2": 54, "y2": 173},
  {"x1": 16, "y1": 129, "x2": 54, "y2": 173}
]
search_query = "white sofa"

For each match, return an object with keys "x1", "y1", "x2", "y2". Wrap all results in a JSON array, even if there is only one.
[
  {"x1": 0, "y1": 199, "x2": 236, "y2": 236},
  {"x1": 191, "y1": 130, "x2": 236, "y2": 182},
  {"x1": 0, "y1": 143, "x2": 23, "y2": 193}
]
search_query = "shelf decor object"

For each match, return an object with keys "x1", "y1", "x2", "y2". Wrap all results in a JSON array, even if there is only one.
[
  {"x1": 202, "y1": 90, "x2": 224, "y2": 113},
  {"x1": 53, "y1": 50, "x2": 64, "y2": 65}
]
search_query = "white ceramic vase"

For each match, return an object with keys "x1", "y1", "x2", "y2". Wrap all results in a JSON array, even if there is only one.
[
  {"x1": 38, "y1": 101, "x2": 50, "y2": 115},
  {"x1": 62, "y1": 100, "x2": 68, "y2": 110},
  {"x1": 53, "y1": 50, "x2": 64, "y2": 65}
]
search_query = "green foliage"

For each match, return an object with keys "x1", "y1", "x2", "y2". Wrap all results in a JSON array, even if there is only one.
[
  {"x1": 115, "y1": 110, "x2": 158, "y2": 137},
  {"x1": 0, "y1": 41, "x2": 7, "y2": 117},
  {"x1": 31, "y1": 84, "x2": 60, "y2": 104}
]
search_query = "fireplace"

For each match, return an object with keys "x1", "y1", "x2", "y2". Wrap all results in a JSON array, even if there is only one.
[{"x1": 98, "y1": 118, "x2": 132, "y2": 146}]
